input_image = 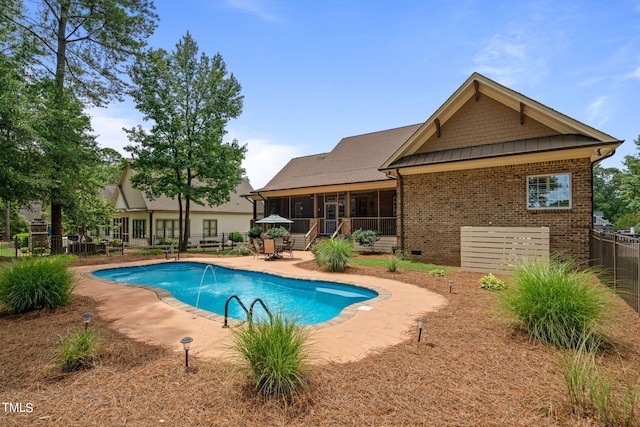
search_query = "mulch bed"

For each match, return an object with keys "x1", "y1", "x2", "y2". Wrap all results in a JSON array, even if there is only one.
[{"x1": 1, "y1": 254, "x2": 639, "y2": 426}]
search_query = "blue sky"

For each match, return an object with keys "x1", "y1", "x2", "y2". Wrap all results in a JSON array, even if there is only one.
[{"x1": 90, "y1": 0, "x2": 640, "y2": 188}]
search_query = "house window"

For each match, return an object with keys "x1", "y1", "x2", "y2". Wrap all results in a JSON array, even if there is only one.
[
  {"x1": 132, "y1": 219, "x2": 146, "y2": 239},
  {"x1": 203, "y1": 219, "x2": 217, "y2": 237},
  {"x1": 527, "y1": 173, "x2": 571, "y2": 209},
  {"x1": 156, "y1": 219, "x2": 179, "y2": 239}
]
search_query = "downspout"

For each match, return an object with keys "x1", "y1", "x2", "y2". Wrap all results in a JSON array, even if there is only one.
[{"x1": 396, "y1": 169, "x2": 404, "y2": 252}]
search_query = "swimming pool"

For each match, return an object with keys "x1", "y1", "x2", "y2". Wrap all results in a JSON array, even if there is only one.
[{"x1": 92, "y1": 262, "x2": 378, "y2": 325}]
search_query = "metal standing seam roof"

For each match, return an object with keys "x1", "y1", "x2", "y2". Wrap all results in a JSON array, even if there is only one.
[
  {"x1": 255, "y1": 124, "x2": 422, "y2": 192},
  {"x1": 385, "y1": 134, "x2": 618, "y2": 169}
]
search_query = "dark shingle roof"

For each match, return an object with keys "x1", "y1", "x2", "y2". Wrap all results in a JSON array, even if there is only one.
[
  {"x1": 257, "y1": 124, "x2": 421, "y2": 192},
  {"x1": 386, "y1": 134, "x2": 614, "y2": 169}
]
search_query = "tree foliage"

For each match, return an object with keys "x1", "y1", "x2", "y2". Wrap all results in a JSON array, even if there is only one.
[
  {"x1": 1, "y1": 0, "x2": 157, "y2": 252},
  {"x1": 620, "y1": 135, "x2": 640, "y2": 213},
  {"x1": 593, "y1": 165, "x2": 628, "y2": 224},
  {"x1": 125, "y1": 32, "x2": 246, "y2": 251}
]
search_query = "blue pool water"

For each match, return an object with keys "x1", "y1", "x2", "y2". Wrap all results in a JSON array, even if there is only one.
[{"x1": 92, "y1": 262, "x2": 377, "y2": 325}]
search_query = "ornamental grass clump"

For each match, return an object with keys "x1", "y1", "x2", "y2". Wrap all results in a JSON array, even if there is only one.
[
  {"x1": 499, "y1": 259, "x2": 612, "y2": 350},
  {"x1": 55, "y1": 328, "x2": 101, "y2": 372},
  {"x1": 0, "y1": 256, "x2": 75, "y2": 313},
  {"x1": 311, "y1": 237, "x2": 353, "y2": 272},
  {"x1": 560, "y1": 336, "x2": 640, "y2": 426},
  {"x1": 231, "y1": 313, "x2": 312, "y2": 399}
]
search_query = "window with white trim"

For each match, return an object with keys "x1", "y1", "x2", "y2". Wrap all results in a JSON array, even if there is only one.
[
  {"x1": 527, "y1": 173, "x2": 571, "y2": 209},
  {"x1": 156, "y1": 219, "x2": 179, "y2": 239},
  {"x1": 203, "y1": 219, "x2": 217, "y2": 237}
]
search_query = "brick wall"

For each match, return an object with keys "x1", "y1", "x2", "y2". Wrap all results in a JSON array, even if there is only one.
[
  {"x1": 400, "y1": 158, "x2": 592, "y2": 266},
  {"x1": 416, "y1": 95, "x2": 559, "y2": 153}
]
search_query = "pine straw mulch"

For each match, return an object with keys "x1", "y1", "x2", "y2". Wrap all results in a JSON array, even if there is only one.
[{"x1": 1, "y1": 254, "x2": 640, "y2": 426}]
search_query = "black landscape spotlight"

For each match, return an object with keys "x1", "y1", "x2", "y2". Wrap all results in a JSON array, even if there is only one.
[
  {"x1": 416, "y1": 317, "x2": 428, "y2": 342},
  {"x1": 180, "y1": 336, "x2": 193, "y2": 369},
  {"x1": 82, "y1": 312, "x2": 93, "y2": 331}
]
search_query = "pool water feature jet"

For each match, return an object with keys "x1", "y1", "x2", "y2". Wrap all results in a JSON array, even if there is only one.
[{"x1": 193, "y1": 264, "x2": 217, "y2": 319}]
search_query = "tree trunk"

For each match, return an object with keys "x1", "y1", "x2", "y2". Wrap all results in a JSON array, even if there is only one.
[
  {"x1": 50, "y1": 2, "x2": 69, "y2": 255},
  {"x1": 181, "y1": 195, "x2": 191, "y2": 252},
  {"x1": 4, "y1": 202, "x2": 10, "y2": 241}
]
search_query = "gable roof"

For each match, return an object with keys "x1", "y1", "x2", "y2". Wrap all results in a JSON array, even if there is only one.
[
  {"x1": 381, "y1": 73, "x2": 622, "y2": 170},
  {"x1": 111, "y1": 166, "x2": 256, "y2": 214},
  {"x1": 256, "y1": 124, "x2": 421, "y2": 192}
]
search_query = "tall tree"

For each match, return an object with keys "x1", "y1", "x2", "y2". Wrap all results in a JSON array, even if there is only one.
[
  {"x1": 0, "y1": 0, "x2": 43, "y2": 239},
  {"x1": 1, "y1": 0, "x2": 157, "y2": 252},
  {"x1": 125, "y1": 33, "x2": 246, "y2": 251},
  {"x1": 593, "y1": 164, "x2": 628, "y2": 223},
  {"x1": 620, "y1": 135, "x2": 640, "y2": 214}
]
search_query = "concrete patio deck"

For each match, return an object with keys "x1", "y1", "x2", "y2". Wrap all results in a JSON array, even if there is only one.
[{"x1": 73, "y1": 252, "x2": 447, "y2": 364}]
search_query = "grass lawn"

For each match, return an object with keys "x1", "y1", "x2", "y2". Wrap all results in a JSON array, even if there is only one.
[{"x1": 350, "y1": 254, "x2": 458, "y2": 273}]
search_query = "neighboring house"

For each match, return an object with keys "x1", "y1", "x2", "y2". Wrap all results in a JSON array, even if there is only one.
[
  {"x1": 250, "y1": 73, "x2": 624, "y2": 265},
  {"x1": 593, "y1": 212, "x2": 614, "y2": 232},
  {"x1": 109, "y1": 166, "x2": 259, "y2": 246}
]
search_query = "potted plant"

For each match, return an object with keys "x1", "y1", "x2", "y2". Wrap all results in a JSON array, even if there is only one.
[
  {"x1": 266, "y1": 226, "x2": 290, "y2": 239},
  {"x1": 248, "y1": 226, "x2": 263, "y2": 243}
]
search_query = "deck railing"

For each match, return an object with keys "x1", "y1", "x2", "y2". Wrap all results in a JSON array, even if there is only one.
[{"x1": 351, "y1": 217, "x2": 396, "y2": 236}]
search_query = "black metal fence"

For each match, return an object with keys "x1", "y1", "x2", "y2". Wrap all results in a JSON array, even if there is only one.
[
  {"x1": 0, "y1": 232, "x2": 252, "y2": 259},
  {"x1": 590, "y1": 230, "x2": 639, "y2": 314}
]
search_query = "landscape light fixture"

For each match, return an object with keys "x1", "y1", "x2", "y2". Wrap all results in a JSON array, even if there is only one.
[
  {"x1": 416, "y1": 317, "x2": 428, "y2": 342},
  {"x1": 82, "y1": 312, "x2": 93, "y2": 331},
  {"x1": 448, "y1": 280, "x2": 454, "y2": 294},
  {"x1": 180, "y1": 336, "x2": 193, "y2": 369}
]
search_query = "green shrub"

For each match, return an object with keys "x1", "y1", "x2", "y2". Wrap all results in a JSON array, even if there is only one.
[
  {"x1": 55, "y1": 328, "x2": 101, "y2": 372},
  {"x1": 478, "y1": 273, "x2": 507, "y2": 291},
  {"x1": 14, "y1": 233, "x2": 29, "y2": 250},
  {"x1": 429, "y1": 269, "x2": 445, "y2": 277},
  {"x1": 229, "y1": 242, "x2": 253, "y2": 256},
  {"x1": 0, "y1": 257, "x2": 75, "y2": 313},
  {"x1": 140, "y1": 248, "x2": 164, "y2": 255},
  {"x1": 266, "y1": 226, "x2": 289, "y2": 238},
  {"x1": 229, "y1": 231, "x2": 244, "y2": 243},
  {"x1": 248, "y1": 226, "x2": 263, "y2": 239},
  {"x1": 499, "y1": 259, "x2": 611, "y2": 349},
  {"x1": 158, "y1": 238, "x2": 174, "y2": 246},
  {"x1": 351, "y1": 229, "x2": 381, "y2": 252},
  {"x1": 387, "y1": 256, "x2": 400, "y2": 273},
  {"x1": 311, "y1": 237, "x2": 353, "y2": 272},
  {"x1": 230, "y1": 312, "x2": 311, "y2": 399}
]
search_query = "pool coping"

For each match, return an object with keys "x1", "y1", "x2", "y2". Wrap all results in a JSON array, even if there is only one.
[
  {"x1": 73, "y1": 253, "x2": 448, "y2": 364},
  {"x1": 84, "y1": 261, "x2": 392, "y2": 330}
]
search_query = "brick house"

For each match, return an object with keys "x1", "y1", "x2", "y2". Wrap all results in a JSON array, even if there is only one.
[{"x1": 250, "y1": 73, "x2": 623, "y2": 265}]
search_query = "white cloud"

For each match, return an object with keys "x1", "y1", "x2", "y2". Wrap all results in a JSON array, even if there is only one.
[
  {"x1": 89, "y1": 107, "x2": 143, "y2": 155},
  {"x1": 242, "y1": 138, "x2": 302, "y2": 189},
  {"x1": 91, "y1": 106, "x2": 297, "y2": 189},
  {"x1": 586, "y1": 96, "x2": 610, "y2": 128},
  {"x1": 225, "y1": 0, "x2": 277, "y2": 21},
  {"x1": 627, "y1": 65, "x2": 640, "y2": 80},
  {"x1": 471, "y1": 26, "x2": 550, "y2": 88}
]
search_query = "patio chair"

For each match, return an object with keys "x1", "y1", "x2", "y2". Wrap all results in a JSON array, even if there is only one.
[
  {"x1": 252, "y1": 239, "x2": 265, "y2": 259},
  {"x1": 283, "y1": 238, "x2": 295, "y2": 258},
  {"x1": 263, "y1": 239, "x2": 276, "y2": 260}
]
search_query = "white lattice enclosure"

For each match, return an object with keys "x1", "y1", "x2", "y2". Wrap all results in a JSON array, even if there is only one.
[{"x1": 460, "y1": 226, "x2": 550, "y2": 273}]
